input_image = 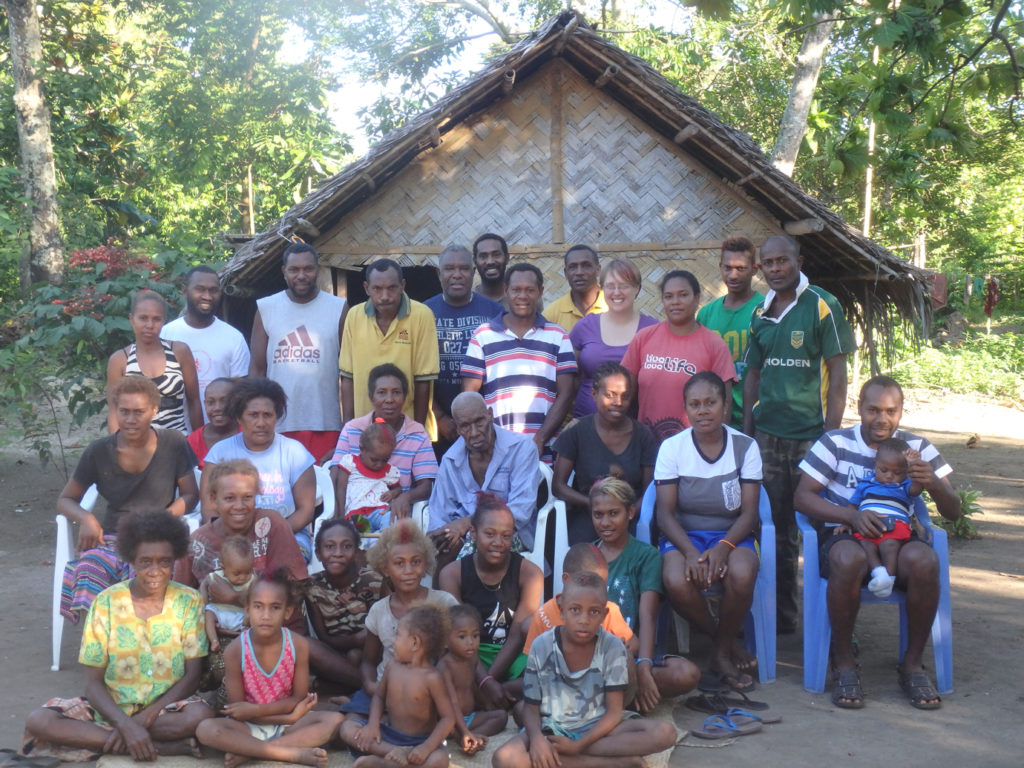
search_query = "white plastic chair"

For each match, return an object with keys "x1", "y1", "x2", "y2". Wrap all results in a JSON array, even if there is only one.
[
  {"x1": 532, "y1": 462, "x2": 569, "y2": 599},
  {"x1": 307, "y1": 464, "x2": 337, "y2": 575},
  {"x1": 51, "y1": 485, "x2": 201, "y2": 671}
]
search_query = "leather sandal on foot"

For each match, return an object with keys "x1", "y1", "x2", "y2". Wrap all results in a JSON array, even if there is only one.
[
  {"x1": 831, "y1": 668, "x2": 865, "y2": 709},
  {"x1": 898, "y1": 668, "x2": 942, "y2": 710}
]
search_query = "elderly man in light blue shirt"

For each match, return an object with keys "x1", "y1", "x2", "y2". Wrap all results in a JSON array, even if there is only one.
[{"x1": 428, "y1": 392, "x2": 539, "y2": 568}]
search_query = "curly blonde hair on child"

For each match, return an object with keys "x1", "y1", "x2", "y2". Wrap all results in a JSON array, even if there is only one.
[{"x1": 366, "y1": 518, "x2": 436, "y2": 575}]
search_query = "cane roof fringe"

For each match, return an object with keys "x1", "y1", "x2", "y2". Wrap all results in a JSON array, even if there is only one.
[{"x1": 221, "y1": 10, "x2": 928, "y2": 352}]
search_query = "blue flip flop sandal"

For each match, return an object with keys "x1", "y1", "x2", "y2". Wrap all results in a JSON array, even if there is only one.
[
  {"x1": 725, "y1": 707, "x2": 782, "y2": 725},
  {"x1": 690, "y1": 713, "x2": 763, "y2": 740}
]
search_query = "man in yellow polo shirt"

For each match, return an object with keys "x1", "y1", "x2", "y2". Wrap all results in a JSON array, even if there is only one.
[
  {"x1": 543, "y1": 244, "x2": 607, "y2": 333},
  {"x1": 340, "y1": 259, "x2": 440, "y2": 437}
]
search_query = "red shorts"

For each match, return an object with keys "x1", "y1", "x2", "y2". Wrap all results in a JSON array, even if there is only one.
[
  {"x1": 853, "y1": 520, "x2": 912, "y2": 545},
  {"x1": 283, "y1": 430, "x2": 340, "y2": 464}
]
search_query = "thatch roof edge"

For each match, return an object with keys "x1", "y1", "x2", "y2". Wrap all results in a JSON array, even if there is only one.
[{"x1": 221, "y1": 10, "x2": 928, "y2": 346}]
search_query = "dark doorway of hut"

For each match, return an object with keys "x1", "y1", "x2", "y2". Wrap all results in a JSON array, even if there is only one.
[{"x1": 345, "y1": 266, "x2": 442, "y2": 306}]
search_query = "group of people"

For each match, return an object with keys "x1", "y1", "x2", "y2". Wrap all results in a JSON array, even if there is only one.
[{"x1": 23, "y1": 231, "x2": 962, "y2": 768}]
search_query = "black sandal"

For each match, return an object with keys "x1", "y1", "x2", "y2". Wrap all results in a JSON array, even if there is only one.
[
  {"x1": 831, "y1": 668, "x2": 865, "y2": 709},
  {"x1": 685, "y1": 690, "x2": 770, "y2": 714},
  {"x1": 898, "y1": 667, "x2": 942, "y2": 710}
]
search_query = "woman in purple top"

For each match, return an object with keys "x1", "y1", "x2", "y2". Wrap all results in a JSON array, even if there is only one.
[{"x1": 569, "y1": 258, "x2": 657, "y2": 417}]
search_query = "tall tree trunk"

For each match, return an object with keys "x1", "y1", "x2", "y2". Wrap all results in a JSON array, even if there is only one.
[
  {"x1": 3, "y1": 0, "x2": 64, "y2": 286},
  {"x1": 771, "y1": 12, "x2": 837, "y2": 177}
]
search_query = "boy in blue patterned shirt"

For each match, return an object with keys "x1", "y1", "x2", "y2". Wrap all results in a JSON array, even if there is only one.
[
  {"x1": 848, "y1": 438, "x2": 923, "y2": 597},
  {"x1": 491, "y1": 572, "x2": 675, "y2": 768}
]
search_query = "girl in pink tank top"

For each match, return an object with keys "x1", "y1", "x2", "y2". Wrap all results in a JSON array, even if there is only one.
[{"x1": 195, "y1": 571, "x2": 345, "y2": 764}]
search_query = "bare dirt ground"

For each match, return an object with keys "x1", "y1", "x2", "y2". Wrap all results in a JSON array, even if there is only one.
[{"x1": 1, "y1": 389, "x2": 1022, "y2": 766}]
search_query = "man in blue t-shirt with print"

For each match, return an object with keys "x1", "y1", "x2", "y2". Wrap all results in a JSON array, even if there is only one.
[{"x1": 425, "y1": 245, "x2": 502, "y2": 458}]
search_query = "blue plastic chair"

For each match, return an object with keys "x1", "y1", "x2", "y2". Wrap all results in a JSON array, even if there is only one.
[
  {"x1": 796, "y1": 497, "x2": 953, "y2": 694},
  {"x1": 638, "y1": 482, "x2": 776, "y2": 684}
]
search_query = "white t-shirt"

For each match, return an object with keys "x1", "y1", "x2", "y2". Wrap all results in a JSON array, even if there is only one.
[
  {"x1": 204, "y1": 433, "x2": 314, "y2": 518},
  {"x1": 654, "y1": 425, "x2": 763, "y2": 531},
  {"x1": 162, "y1": 316, "x2": 250, "y2": 421}
]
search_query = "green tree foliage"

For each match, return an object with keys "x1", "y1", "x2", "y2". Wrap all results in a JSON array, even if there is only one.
[
  {"x1": 617, "y1": 1, "x2": 1024, "y2": 275},
  {"x1": 0, "y1": 0, "x2": 349, "y2": 298},
  {"x1": 0, "y1": 240, "x2": 189, "y2": 469}
]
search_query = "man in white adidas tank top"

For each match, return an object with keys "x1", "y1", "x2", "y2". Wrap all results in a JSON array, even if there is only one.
[{"x1": 250, "y1": 243, "x2": 347, "y2": 463}]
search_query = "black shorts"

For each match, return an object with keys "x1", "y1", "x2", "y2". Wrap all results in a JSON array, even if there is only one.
[{"x1": 819, "y1": 528, "x2": 922, "y2": 580}]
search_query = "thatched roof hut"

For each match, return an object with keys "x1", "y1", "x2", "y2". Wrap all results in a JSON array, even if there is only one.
[{"x1": 221, "y1": 10, "x2": 927, "y2": 366}]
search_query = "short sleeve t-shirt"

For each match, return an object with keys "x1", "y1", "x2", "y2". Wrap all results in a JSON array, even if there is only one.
[
  {"x1": 604, "y1": 536, "x2": 663, "y2": 629},
  {"x1": 424, "y1": 293, "x2": 503, "y2": 417},
  {"x1": 205, "y1": 433, "x2": 314, "y2": 518},
  {"x1": 523, "y1": 626, "x2": 629, "y2": 732},
  {"x1": 338, "y1": 453, "x2": 401, "y2": 515},
  {"x1": 461, "y1": 314, "x2": 577, "y2": 455},
  {"x1": 799, "y1": 426, "x2": 952, "y2": 524},
  {"x1": 744, "y1": 277, "x2": 855, "y2": 440},
  {"x1": 621, "y1": 323, "x2": 737, "y2": 442},
  {"x1": 72, "y1": 428, "x2": 197, "y2": 534},
  {"x1": 554, "y1": 416, "x2": 657, "y2": 500},
  {"x1": 175, "y1": 510, "x2": 309, "y2": 588},
  {"x1": 79, "y1": 581, "x2": 207, "y2": 715},
  {"x1": 523, "y1": 597, "x2": 633, "y2": 654},
  {"x1": 654, "y1": 425, "x2": 763, "y2": 531},
  {"x1": 339, "y1": 296, "x2": 441, "y2": 437},
  {"x1": 303, "y1": 566, "x2": 385, "y2": 637},
  {"x1": 569, "y1": 312, "x2": 658, "y2": 417},
  {"x1": 365, "y1": 590, "x2": 459, "y2": 680},
  {"x1": 696, "y1": 293, "x2": 763, "y2": 427},
  {"x1": 850, "y1": 477, "x2": 915, "y2": 524},
  {"x1": 329, "y1": 414, "x2": 438, "y2": 492},
  {"x1": 162, "y1": 316, "x2": 250, "y2": 422}
]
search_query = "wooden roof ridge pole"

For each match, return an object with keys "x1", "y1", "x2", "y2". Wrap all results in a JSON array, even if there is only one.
[
  {"x1": 550, "y1": 65, "x2": 565, "y2": 244},
  {"x1": 554, "y1": 15, "x2": 579, "y2": 54}
]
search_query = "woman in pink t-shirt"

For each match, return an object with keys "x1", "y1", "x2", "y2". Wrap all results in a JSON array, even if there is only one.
[{"x1": 621, "y1": 270, "x2": 737, "y2": 442}]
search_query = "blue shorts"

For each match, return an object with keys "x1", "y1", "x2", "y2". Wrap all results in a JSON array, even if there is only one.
[
  {"x1": 347, "y1": 719, "x2": 430, "y2": 756},
  {"x1": 339, "y1": 688, "x2": 372, "y2": 715},
  {"x1": 659, "y1": 529, "x2": 757, "y2": 556}
]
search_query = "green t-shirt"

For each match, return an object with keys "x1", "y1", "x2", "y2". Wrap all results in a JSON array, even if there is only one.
[
  {"x1": 697, "y1": 292, "x2": 763, "y2": 427},
  {"x1": 744, "y1": 281, "x2": 855, "y2": 441},
  {"x1": 604, "y1": 536, "x2": 663, "y2": 630}
]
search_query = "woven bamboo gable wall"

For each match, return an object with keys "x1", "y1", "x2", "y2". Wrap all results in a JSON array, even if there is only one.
[{"x1": 315, "y1": 59, "x2": 772, "y2": 315}]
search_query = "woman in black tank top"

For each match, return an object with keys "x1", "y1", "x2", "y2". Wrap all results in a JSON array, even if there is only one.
[{"x1": 439, "y1": 494, "x2": 544, "y2": 696}]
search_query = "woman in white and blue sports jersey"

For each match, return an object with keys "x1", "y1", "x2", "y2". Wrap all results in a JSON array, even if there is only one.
[{"x1": 653, "y1": 371, "x2": 762, "y2": 692}]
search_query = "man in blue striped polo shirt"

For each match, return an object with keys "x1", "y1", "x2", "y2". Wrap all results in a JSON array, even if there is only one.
[{"x1": 461, "y1": 262, "x2": 578, "y2": 463}]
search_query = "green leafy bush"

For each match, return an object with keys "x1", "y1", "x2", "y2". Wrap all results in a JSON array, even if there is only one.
[
  {"x1": 0, "y1": 240, "x2": 190, "y2": 468},
  {"x1": 930, "y1": 487, "x2": 984, "y2": 540},
  {"x1": 889, "y1": 330, "x2": 1024, "y2": 403}
]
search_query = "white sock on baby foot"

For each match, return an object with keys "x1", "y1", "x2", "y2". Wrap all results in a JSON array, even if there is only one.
[{"x1": 868, "y1": 566, "x2": 895, "y2": 598}]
